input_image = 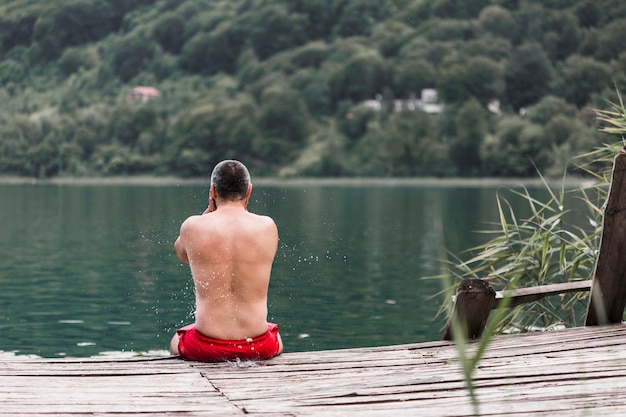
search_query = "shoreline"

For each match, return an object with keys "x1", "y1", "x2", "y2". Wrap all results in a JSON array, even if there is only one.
[{"x1": 0, "y1": 174, "x2": 600, "y2": 188}]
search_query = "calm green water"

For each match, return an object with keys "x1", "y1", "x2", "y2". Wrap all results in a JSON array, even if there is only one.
[{"x1": 0, "y1": 181, "x2": 592, "y2": 358}]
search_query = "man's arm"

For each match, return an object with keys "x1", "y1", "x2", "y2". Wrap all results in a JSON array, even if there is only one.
[{"x1": 174, "y1": 221, "x2": 190, "y2": 264}]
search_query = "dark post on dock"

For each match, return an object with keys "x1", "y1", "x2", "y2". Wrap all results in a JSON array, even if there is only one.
[
  {"x1": 445, "y1": 146, "x2": 626, "y2": 340},
  {"x1": 586, "y1": 147, "x2": 626, "y2": 325}
]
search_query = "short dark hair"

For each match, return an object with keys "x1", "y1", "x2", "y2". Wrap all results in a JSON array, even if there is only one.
[{"x1": 210, "y1": 160, "x2": 250, "y2": 200}]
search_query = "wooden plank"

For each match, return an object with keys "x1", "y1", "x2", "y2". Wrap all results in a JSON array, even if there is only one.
[
  {"x1": 495, "y1": 280, "x2": 592, "y2": 308},
  {"x1": 196, "y1": 325, "x2": 626, "y2": 416},
  {"x1": 0, "y1": 359, "x2": 243, "y2": 416},
  {"x1": 444, "y1": 279, "x2": 592, "y2": 340},
  {"x1": 4, "y1": 325, "x2": 626, "y2": 416},
  {"x1": 587, "y1": 146, "x2": 626, "y2": 325}
]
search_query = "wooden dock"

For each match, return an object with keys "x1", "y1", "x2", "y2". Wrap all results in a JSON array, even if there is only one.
[{"x1": 3, "y1": 324, "x2": 626, "y2": 416}]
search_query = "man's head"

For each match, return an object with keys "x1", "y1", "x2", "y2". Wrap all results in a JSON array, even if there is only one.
[{"x1": 210, "y1": 160, "x2": 251, "y2": 201}]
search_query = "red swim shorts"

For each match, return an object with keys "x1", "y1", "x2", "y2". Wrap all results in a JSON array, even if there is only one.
[{"x1": 176, "y1": 323, "x2": 281, "y2": 362}]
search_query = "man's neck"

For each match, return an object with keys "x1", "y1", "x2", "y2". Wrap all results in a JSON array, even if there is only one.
[{"x1": 215, "y1": 200, "x2": 247, "y2": 210}]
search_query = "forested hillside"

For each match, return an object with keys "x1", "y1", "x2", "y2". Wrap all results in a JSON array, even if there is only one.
[{"x1": 1, "y1": 0, "x2": 625, "y2": 178}]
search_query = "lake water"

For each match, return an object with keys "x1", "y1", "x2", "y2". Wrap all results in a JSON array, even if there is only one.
[{"x1": 0, "y1": 180, "x2": 594, "y2": 358}]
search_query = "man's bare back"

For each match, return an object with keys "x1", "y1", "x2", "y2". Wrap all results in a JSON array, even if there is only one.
[{"x1": 170, "y1": 160, "x2": 283, "y2": 361}]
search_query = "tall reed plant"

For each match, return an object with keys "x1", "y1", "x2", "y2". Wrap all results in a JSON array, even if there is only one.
[
  {"x1": 437, "y1": 90, "x2": 626, "y2": 415},
  {"x1": 443, "y1": 91, "x2": 626, "y2": 333}
]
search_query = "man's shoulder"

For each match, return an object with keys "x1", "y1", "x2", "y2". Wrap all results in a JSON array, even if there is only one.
[
  {"x1": 181, "y1": 214, "x2": 205, "y2": 229},
  {"x1": 251, "y1": 212, "x2": 276, "y2": 225}
]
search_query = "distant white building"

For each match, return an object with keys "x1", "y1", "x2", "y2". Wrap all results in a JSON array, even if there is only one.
[{"x1": 362, "y1": 89, "x2": 443, "y2": 114}]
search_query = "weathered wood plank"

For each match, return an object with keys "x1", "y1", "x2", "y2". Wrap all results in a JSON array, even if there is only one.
[
  {"x1": 496, "y1": 279, "x2": 592, "y2": 308},
  {"x1": 4, "y1": 325, "x2": 626, "y2": 416},
  {"x1": 587, "y1": 146, "x2": 626, "y2": 325},
  {"x1": 443, "y1": 279, "x2": 592, "y2": 340},
  {"x1": 0, "y1": 360, "x2": 243, "y2": 417}
]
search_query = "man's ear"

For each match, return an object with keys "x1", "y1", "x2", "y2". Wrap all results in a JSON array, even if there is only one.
[
  {"x1": 246, "y1": 184, "x2": 253, "y2": 199},
  {"x1": 209, "y1": 185, "x2": 218, "y2": 200}
]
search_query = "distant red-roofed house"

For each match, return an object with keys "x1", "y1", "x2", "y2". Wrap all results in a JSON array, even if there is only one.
[{"x1": 128, "y1": 86, "x2": 161, "y2": 102}]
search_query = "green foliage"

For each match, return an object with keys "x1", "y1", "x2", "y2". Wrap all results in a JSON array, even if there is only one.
[
  {"x1": 505, "y1": 43, "x2": 553, "y2": 111},
  {"x1": 258, "y1": 86, "x2": 310, "y2": 145},
  {"x1": 450, "y1": 99, "x2": 488, "y2": 175},
  {"x1": 553, "y1": 55, "x2": 612, "y2": 107},
  {"x1": 111, "y1": 34, "x2": 157, "y2": 82},
  {"x1": 0, "y1": 58, "x2": 24, "y2": 84},
  {"x1": 329, "y1": 49, "x2": 388, "y2": 103},
  {"x1": 32, "y1": 0, "x2": 114, "y2": 61},
  {"x1": 478, "y1": 5, "x2": 518, "y2": 40},
  {"x1": 179, "y1": 22, "x2": 247, "y2": 75},
  {"x1": 446, "y1": 181, "x2": 602, "y2": 334},
  {"x1": 58, "y1": 48, "x2": 90, "y2": 76},
  {"x1": 334, "y1": 0, "x2": 390, "y2": 37},
  {"x1": 392, "y1": 58, "x2": 436, "y2": 96},
  {"x1": 595, "y1": 18, "x2": 626, "y2": 61},
  {"x1": 443, "y1": 93, "x2": 626, "y2": 338},
  {"x1": 152, "y1": 13, "x2": 186, "y2": 54},
  {"x1": 246, "y1": 4, "x2": 307, "y2": 60},
  {"x1": 0, "y1": 0, "x2": 624, "y2": 179}
]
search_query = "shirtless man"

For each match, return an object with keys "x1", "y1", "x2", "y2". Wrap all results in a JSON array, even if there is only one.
[{"x1": 169, "y1": 160, "x2": 283, "y2": 361}]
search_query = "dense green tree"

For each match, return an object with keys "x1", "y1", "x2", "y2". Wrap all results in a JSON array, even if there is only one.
[
  {"x1": 337, "y1": 104, "x2": 377, "y2": 144},
  {"x1": 493, "y1": 0, "x2": 520, "y2": 10},
  {"x1": 288, "y1": 0, "x2": 341, "y2": 40},
  {"x1": 0, "y1": 0, "x2": 624, "y2": 179},
  {"x1": 417, "y1": 18, "x2": 475, "y2": 41},
  {"x1": 152, "y1": 13, "x2": 186, "y2": 54},
  {"x1": 108, "y1": 105, "x2": 159, "y2": 146},
  {"x1": 397, "y1": 36, "x2": 455, "y2": 66},
  {"x1": 481, "y1": 117, "x2": 548, "y2": 176},
  {"x1": 246, "y1": 4, "x2": 307, "y2": 60},
  {"x1": 384, "y1": 109, "x2": 436, "y2": 176},
  {"x1": 524, "y1": 95, "x2": 577, "y2": 125},
  {"x1": 328, "y1": 50, "x2": 388, "y2": 103},
  {"x1": 258, "y1": 86, "x2": 310, "y2": 145},
  {"x1": 0, "y1": 59, "x2": 25, "y2": 84},
  {"x1": 178, "y1": 4, "x2": 233, "y2": 40},
  {"x1": 371, "y1": 20, "x2": 415, "y2": 58},
  {"x1": 291, "y1": 41, "x2": 330, "y2": 69},
  {"x1": 400, "y1": 0, "x2": 432, "y2": 27},
  {"x1": 574, "y1": 0, "x2": 602, "y2": 28},
  {"x1": 111, "y1": 34, "x2": 157, "y2": 82},
  {"x1": 464, "y1": 56, "x2": 505, "y2": 105},
  {"x1": 595, "y1": 19, "x2": 626, "y2": 62},
  {"x1": 553, "y1": 55, "x2": 612, "y2": 107},
  {"x1": 517, "y1": 5, "x2": 581, "y2": 61},
  {"x1": 0, "y1": 8, "x2": 40, "y2": 56},
  {"x1": 392, "y1": 58, "x2": 436, "y2": 97},
  {"x1": 290, "y1": 68, "x2": 333, "y2": 115},
  {"x1": 106, "y1": 0, "x2": 158, "y2": 29},
  {"x1": 179, "y1": 22, "x2": 247, "y2": 75},
  {"x1": 450, "y1": 99, "x2": 488, "y2": 175},
  {"x1": 32, "y1": 0, "x2": 114, "y2": 61},
  {"x1": 164, "y1": 103, "x2": 221, "y2": 175},
  {"x1": 431, "y1": 0, "x2": 491, "y2": 19},
  {"x1": 348, "y1": 121, "x2": 389, "y2": 175},
  {"x1": 464, "y1": 35, "x2": 512, "y2": 62},
  {"x1": 505, "y1": 44, "x2": 553, "y2": 111},
  {"x1": 436, "y1": 57, "x2": 470, "y2": 103},
  {"x1": 334, "y1": 0, "x2": 390, "y2": 37},
  {"x1": 478, "y1": 5, "x2": 517, "y2": 41},
  {"x1": 214, "y1": 94, "x2": 259, "y2": 160},
  {"x1": 58, "y1": 48, "x2": 90, "y2": 76}
]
